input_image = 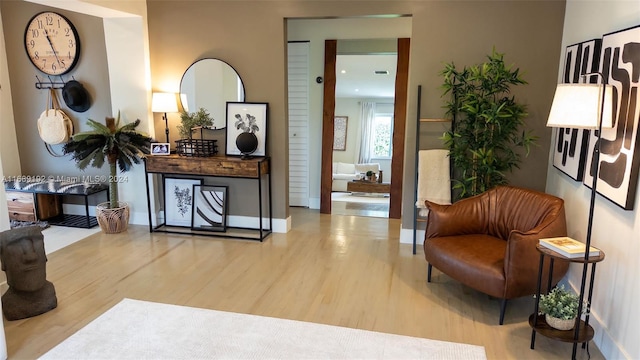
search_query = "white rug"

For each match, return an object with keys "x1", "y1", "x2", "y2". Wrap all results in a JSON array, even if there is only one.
[
  {"x1": 331, "y1": 192, "x2": 390, "y2": 204},
  {"x1": 40, "y1": 298, "x2": 487, "y2": 359}
]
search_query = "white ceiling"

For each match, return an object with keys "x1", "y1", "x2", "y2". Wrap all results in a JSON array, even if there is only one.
[{"x1": 335, "y1": 54, "x2": 397, "y2": 99}]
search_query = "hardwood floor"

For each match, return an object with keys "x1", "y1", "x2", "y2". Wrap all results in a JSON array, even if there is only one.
[{"x1": 3, "y1": 208, "x2": 603, "y2": 359}]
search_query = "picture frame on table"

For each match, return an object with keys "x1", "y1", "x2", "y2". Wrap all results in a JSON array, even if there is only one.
[
  {"x1": 191, "y1": 185, "x2": 228, "y2": 232},
  {"x1": 151, "y1": 143, "x2": 170, "y2": 155},
  {"x1": 225, "y1": 102, "x2": 268, "y2": 157},
  {"x1": 333, "y1": 116, "x2": 348, "y2": 151},
  {"x1": 164, "y1": 177, "x2": 203, "y2": 227}
]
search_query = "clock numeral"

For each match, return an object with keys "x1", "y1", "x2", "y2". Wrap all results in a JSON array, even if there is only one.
[
  {"x1": 45, "y1": 16, "x2": 53, "y2": 26},
  {"x1": 37, "y1": 19, "x2": 43, "y2": 29},
  {"x1": 30, "y1": 29, "x2": 39, "y2": 38},
  {"x1": 60, "y1": 59, "x2": 66, "y2": 68},
  {"x1": 68, "y1": 40, "x2": 75, "y2": 48},
  {"x1": 68, "y1": 51, "x2": 72, "y2": 59},
  {"x1": 41, "y1": 58, "x2": 46, "y2": 67},
  {"x1": 64, "y1": 27, "x2": 70, "y2": 37},
  {"x1": 51, "y1": 63, "x2": 57, "y2": 72},
  {"x1": 28, "y1": 40, "x2": 35, "y2": 49}
]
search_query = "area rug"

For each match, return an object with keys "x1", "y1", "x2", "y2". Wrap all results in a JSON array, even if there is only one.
[{"x1": 40, "y1": 298, "x2": 487, "y2": 359}]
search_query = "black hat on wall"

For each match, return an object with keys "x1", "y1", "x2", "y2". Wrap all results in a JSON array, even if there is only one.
[{"x1": 62, "y1": 80, "x2": 91, "y2": 113}]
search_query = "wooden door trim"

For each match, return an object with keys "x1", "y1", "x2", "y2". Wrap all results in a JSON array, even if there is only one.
[
  {"x1": 389, "y1": 38, "x2": 410, "y2": 219},
  {"x1": 320, "y1": 40, "x2": 337, "y2": 214}
]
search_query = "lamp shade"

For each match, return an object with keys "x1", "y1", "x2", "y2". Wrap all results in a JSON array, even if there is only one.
[
  {"x1": 546, "y1": 84, "x2": 613, "y2": 129},
  {"x1": 151, "y1": 92, "x2": 178, "y2": 113}
]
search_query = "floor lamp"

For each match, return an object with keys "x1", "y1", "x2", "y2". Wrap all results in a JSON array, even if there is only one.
[
  {"x1": 546, "y1": 76, "x2": 613, "y2": 355},
  {"x1": 152, "y1": 92, "x2": 179, "y2": 143}
]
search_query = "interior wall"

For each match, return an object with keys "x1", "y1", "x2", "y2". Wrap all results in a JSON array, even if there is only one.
[
  {"x1": 0, "y1": 5, "x2": 20, "y2": 177},
  {"x1": 1, "y1": 1, "x2": 111, "y2": 178},
  {"x1": 545, "y1": 1, "x2": 640, "y2": 358}
]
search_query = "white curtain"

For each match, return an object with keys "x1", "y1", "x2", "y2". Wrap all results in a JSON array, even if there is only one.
[{"x1": 356, "y1": 101, "x2": 376, "y2": 164}]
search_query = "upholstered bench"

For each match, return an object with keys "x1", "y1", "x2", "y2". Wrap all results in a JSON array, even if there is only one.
[{"x1": 4, "y1": 178, "x2": 109, "y2": 228}]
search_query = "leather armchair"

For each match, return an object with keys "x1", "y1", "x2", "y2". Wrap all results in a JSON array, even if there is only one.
[{"x1": 423, "y1": 186, "x2": 569, "y2": 324}]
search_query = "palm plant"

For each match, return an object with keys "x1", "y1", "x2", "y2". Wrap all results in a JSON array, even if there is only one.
[
  {"x1": 63, "y1": 112, "x2": 152, "y2": 208},
  {"x1": 440, "y1": 49, "x2": 537, "y2": 199}
]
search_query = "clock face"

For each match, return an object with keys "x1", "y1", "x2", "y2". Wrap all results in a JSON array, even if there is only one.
[{"x1": 24, "y1": 11, "x2": 80, "y2": 76}]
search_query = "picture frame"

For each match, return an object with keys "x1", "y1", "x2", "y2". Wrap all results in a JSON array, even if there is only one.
[
  {"x1": 225, "y1": 102, "x2": 268, "y2": 157},
  {"x1": 164, "y1": 177, "x2": 203, "y2": 227},
  {"x1": 191, "y1": 185, "x2": 228, "y2": 232},
  {"x1": 151, "y1": 143, "x2": 170, "y2": 155},
  {"x1": 333, "y1": 116, "x2": 348, "y2": 151},
  {"x1": 583, "y1": 25, "x2": 640, "y2": 210},
  {"x1": 552, "y1": 39, "x2": 601, "y2": 181}
]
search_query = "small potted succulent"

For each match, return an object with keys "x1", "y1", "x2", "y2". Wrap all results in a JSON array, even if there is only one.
[{"x1": 537, "y1": 285, "x2": 587, "y2": 330}]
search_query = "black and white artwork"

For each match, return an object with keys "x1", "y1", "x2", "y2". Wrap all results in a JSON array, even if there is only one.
[
  {"x1": 553, "y1": 39, "x2": 602, "y2": 181},
  {"x1": 191, "y1": 185, "x2": 227, "y2": 232},
  {"x1": 225, "y1": 102, "x2": 268, "y2": 157},
  {"x1": 583, "y1": 25, "x2": 640, "y2": 210},
  {"x1": 164, "y1": 177, "x2": 203, "y2": 227}
]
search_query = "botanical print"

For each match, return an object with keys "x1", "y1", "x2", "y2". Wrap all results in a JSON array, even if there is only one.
[
  {"x1": 226, "y1": 102, "x2": 268, "y2": 156},
  {"x1": 164, "y1": 177, "x2": 202, "y2": 227}
]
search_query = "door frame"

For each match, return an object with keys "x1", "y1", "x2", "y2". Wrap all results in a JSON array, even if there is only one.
[{"x1": 320, "y1": 38, "x2": 409, "y2": 219}]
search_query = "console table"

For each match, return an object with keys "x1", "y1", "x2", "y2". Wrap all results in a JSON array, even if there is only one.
[{"x1": 144, "y1": 155, "x2": 272, "y2": 241}]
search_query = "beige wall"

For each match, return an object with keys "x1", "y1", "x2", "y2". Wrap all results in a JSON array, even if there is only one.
[
  {"x1": 546, "y1": 1, "x2": 640, "y2": 358},
  {"x1": 147, "y1": 1, "x2": 565, "y2": 225}
]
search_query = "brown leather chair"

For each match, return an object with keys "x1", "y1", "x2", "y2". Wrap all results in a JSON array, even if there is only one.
[{"x1": 423, "y1": 186, "x2": 569, "y2": 324}]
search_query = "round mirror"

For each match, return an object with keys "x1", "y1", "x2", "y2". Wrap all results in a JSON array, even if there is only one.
[{"x1": 180, "y1": 58, "x2": 245, "y2": 129}]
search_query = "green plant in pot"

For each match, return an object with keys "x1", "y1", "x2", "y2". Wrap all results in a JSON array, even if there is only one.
[
  {"x1": 177, "y1": 107, "x2": 214, "y2": 139},
  {"x1": 440, "y1": 49, "x2": 537, "y2": 199},
  {"x1": 63, "y1": 112, "x2": 152, "y2": 233},
  {"x1": 537, "y1": 285, "x2": 587, "y2": 331}
]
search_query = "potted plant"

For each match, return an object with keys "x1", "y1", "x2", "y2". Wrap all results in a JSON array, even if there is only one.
[
  {"x1": 440, "y1": 49, "x2": 537, "y2": 199},
  {"x1": 63, "y1": 112, "x2": 152, "y2": 233},
  {"x1": 537, "y1": 285, "x2": 587, "y2": 330},
  {"x1": 176, "y1": 108, "x2": 215, "y2": 156},
  {"x1": 366, "y1": 170, "x2": 377, "y2": 182}
]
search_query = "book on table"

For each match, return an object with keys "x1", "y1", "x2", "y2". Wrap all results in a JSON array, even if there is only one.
[{"x1": 539, "y1": 237, "x2": 600, "y2": 258}]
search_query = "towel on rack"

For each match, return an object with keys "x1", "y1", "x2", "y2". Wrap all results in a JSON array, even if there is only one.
[{"x1": 416, "y1": 149, "x2": 451, "y2": 214}]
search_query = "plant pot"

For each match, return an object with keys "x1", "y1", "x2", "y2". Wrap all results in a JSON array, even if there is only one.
[
  {"x1": 545, "y1": 314, "x2": 576, "y2": 331},
  {"x1": 96, "y1": 201, "x2": 130, "y2": 234}
]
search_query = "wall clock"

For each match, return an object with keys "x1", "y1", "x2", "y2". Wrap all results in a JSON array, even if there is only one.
[{"x1": 24, "y1": 11, "x2": 80, "y2": 76}]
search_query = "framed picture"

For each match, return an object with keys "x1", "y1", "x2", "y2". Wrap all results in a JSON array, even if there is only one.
[
  {"x1": 333, "y1": 116, "x2": 348, "y2": 151},
  {"x1": 191, "y1": 185, "x2": 227, "y2": 232},
  {"x1": 225, "y1": 102, "x2": 268, "y2": 157},
  {"x1": 164, "y1": 177, "x2": 202, "y2": 227},
  {"x1": 151, "y1": 143, "x2": 170, "y2": 155},
  {"x1": 552, "y1": 39, "x2": 601, "y2": 181},
  {"x1": 583, "y1": 25, "x2": 640, "y2": 210}
]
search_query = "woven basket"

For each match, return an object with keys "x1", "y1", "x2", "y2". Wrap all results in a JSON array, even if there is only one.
[
  {"x1": 545, "y1": 314, "x2": 576, "y2": 331},
  {"x1": 96, "y1": 201, "x2": 130, "y2": 234},
  {"x1": 175, "y1": 139, "x2": 217, "y2": 157}
]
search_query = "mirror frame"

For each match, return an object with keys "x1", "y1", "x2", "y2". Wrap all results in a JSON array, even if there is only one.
[{"x1": 179, "y1": 58, "x2": 246, "y2": 129}]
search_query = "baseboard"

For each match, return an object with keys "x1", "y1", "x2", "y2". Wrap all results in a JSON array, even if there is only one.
[
  {"x1": 309, "y1": 197, "x2": 320, "y2": 209},
  {"x1": 136, "y1": 210, "x2": 290, "y2": 233},
  {"x1": 566, "y1": 281, "x2": 628, "y2": 359},
  {"x1": 399, "y1": 227, "x2": 424, "y2": 245}
]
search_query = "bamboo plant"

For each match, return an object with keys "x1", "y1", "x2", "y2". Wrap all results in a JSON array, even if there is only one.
[{"x1": 440, "y1": 49, "x2": 537, "y2": 199}]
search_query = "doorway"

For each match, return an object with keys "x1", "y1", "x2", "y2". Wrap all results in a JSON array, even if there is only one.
[{"x1": 320, "y1": 38, "x2": 410, "y2": 219}]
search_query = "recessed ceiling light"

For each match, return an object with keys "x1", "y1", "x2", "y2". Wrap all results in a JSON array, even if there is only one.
[
  {"x1": 355, "y1": 89, "x2": 359, "y2": 92},
  {"x1": 341, "y1": 70, "x2": 346, "y2": 74},
  {"x1": 374, "y1": 70, "x2": 389, "y2": 75}
]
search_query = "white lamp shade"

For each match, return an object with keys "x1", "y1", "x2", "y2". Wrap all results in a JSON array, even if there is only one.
[
  {"x1": 151, "y1": 92, "x2": 178, "y2": 113},
  {"x1": 546, "y1": 84, "x2": 613, "y2": 129}
]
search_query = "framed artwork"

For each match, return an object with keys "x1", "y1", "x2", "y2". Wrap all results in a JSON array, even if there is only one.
[
  {"x1": 333, "y1": 116, "x2": 348, "y2": 151},
  {"x1": 552, "y1": 39, "x2": 601, "y2": 181},
  {"x1": 164, "y1": 177, "x2": 202, "y2": 227},
  {"x1": 151, "y1": 143, "x2": 170, "y2": 155},
  {"x1": 583, "y1": 25, "x2": 640, "y2": 210},
  {"x1": 225, "y1": 102, "x2": 268, "y2": 157},
  {"x1": 191, "y1": 185, "x2": 227, "y2": 232}
]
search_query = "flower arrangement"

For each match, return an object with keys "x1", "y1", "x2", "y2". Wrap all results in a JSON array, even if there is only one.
[{"x1": 538, "y1": 285, "x2": 586, "y2": 320}]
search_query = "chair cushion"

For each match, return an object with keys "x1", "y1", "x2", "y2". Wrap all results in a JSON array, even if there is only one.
[
  {"x1": 336, "y1": 162, "x2": 356, "y2": 174},
  {"x1": 354, "y1": 163, "x2": 379, "y2": 174}
]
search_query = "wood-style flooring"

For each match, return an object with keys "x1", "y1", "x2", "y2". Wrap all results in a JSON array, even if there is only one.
[{"x1": 2, "y1": 208, "x2": 603, "y2": 359}]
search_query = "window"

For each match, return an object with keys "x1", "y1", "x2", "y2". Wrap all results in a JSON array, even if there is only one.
[{"x1": 371, "y1": 114, "x2": 393, "y2": 158}]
